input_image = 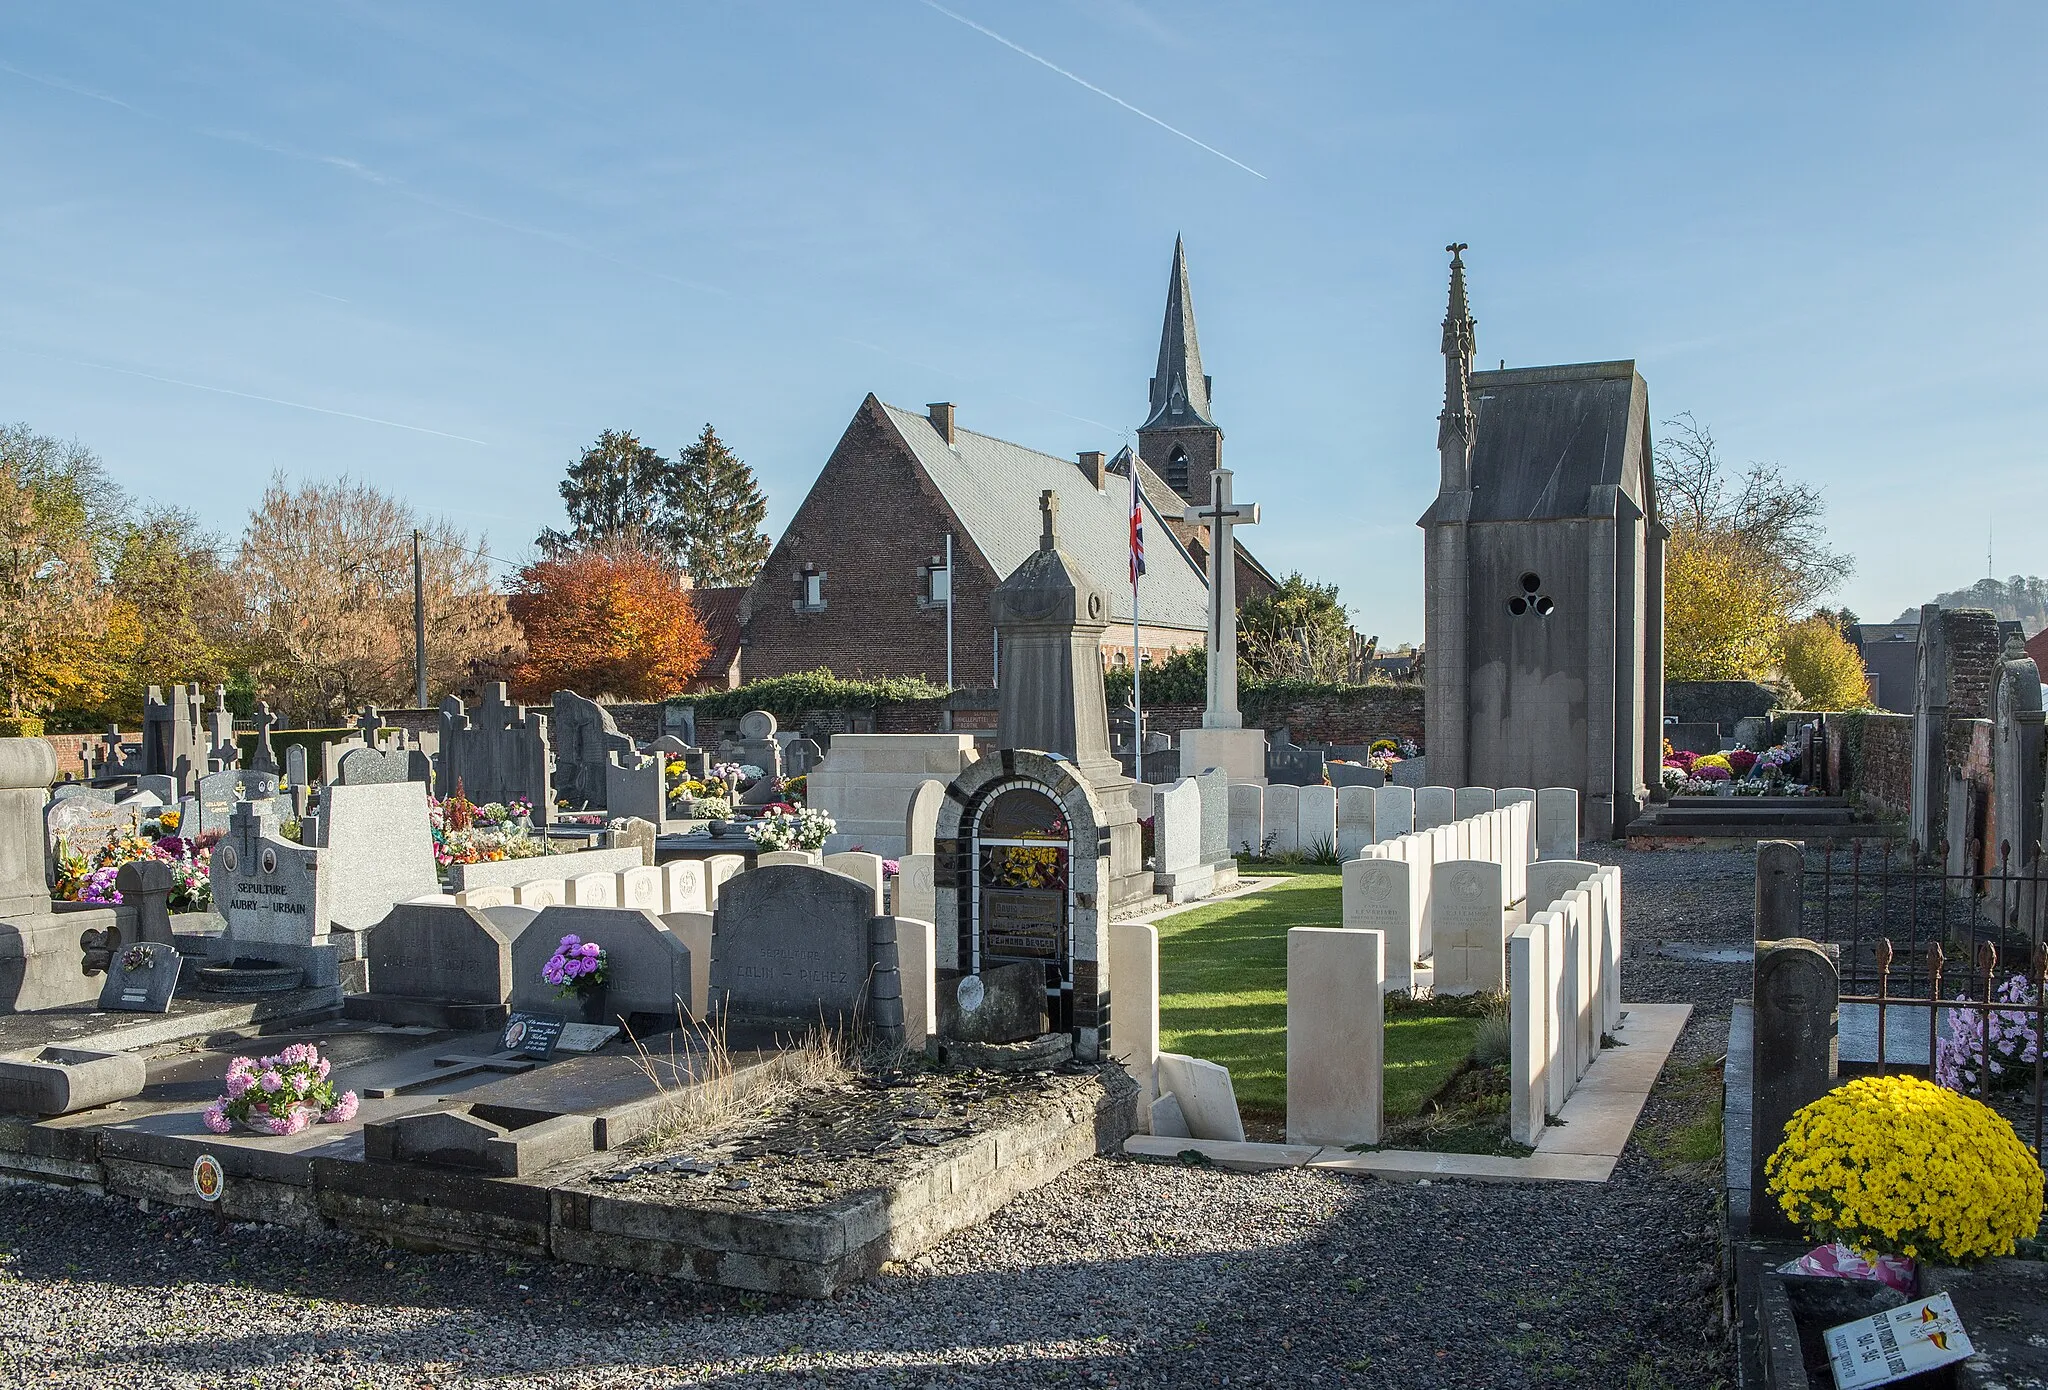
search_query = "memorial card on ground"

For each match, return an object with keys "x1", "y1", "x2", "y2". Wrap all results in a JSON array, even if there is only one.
[
  {"x1": 500, "y1": 1012, "x2": 566, "y2": 1058},
  {"x1": 555, "y1": 1022, "x2": 622, "y2": 1053},
  {"x1": 1824, "y1": 1293, "x2": 1972, "y2": 1389}
]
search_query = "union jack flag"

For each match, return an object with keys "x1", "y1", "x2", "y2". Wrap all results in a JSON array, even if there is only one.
[{"x1": 1124, "y1": 447, "x2": 1146, "y2": 586}]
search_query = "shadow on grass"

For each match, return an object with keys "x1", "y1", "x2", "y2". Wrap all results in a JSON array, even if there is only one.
[{"x1": 1156, "y1": 870, "x2": 1476, "y2": 1124}]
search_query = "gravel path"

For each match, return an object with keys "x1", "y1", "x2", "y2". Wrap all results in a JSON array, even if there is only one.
[{"x1": 0, "y1": 846, "x2": 1749, "y2": 1389}]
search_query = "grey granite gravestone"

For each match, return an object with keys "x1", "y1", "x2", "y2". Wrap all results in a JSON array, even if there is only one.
[
  {"x1": 438, "y1": 683, "x2": 553, "y2": 825},
  {"x1": 1750, "y1": 938, "x2": 1838, "y2": 1238},
  {"x1": 97, "y1": 941, "x2": 181, "y2": 1012},
  {"x1": 1326, "y1": 762, "x2": 1383, "y2": 788},
  {"x1": 552, "y1": 690, "x2": 634, "y2": 810},
  {"x1": 210, "y1": 799, "x2": 332, "y2": 962},
  {"x1": 305, "y1": 780, "x2": 440, "y2": 934},
  {"x1": 1754, "y1": 841, "x2": 1803, "y2": 939},
  {"x1": 333, "y1": 745, "x2": 413, "y2": 786},
  {"x1": 1265, "y1": 734, "x2": 1326, "y2": 787},
  {"x1": 603, "y1": 750, "x2": 668, "y2": 833},
  {"x1": 359, "y1": 902, "x2": 513, "y2": 1020},
  {"x1": 285, "y1": 744, "x2": 308, "y2": 791},
  {"x1": 1151, "y1": 777, "x2": 1211, "y2": 903},
  {"x1": 50, "y1": 783, "x2": 116, "y2": 805},
  {"x1": 510, "y1": 905, "x2": 692, "y2": 1020},
  {"x1": 192, "y1": 768, "x2": 282, "y2": 837},
  {"x1": 114, "y1": 858, "x2": 176, "y2": 947},
  {"x1": 707, "y1": 863, "x2": 880, "y2": 1026}
]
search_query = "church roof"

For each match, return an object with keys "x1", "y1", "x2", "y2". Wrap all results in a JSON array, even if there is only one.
[
  {"x1": 878, "y1": 402, "x2": 1210, "y2": 633},
  {"x1": 1463, "y1": 360, "x2": 1654, "y2": 523},
  {"x1": 1141, "y1": 235, "x2": 1215, "y2": 432}
]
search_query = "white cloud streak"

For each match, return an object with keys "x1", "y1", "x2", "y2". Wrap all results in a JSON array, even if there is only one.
[
  {"x1": 0, "y1": 59, "x2": 145, "y2": 113},
  {"x1": 0, "y1": 345, "x2": 491, "y2": 446},
  {"x1": 917, "y1": 0, "x2": 1266, "y2": 180}
]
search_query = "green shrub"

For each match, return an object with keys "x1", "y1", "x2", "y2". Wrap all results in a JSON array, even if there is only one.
[
  {"x1": 686, "y1": 669, "x2": 951, "y2": 720},
  {"x1": 0, "y1": 716, "x2": 47, "y2": 738}
]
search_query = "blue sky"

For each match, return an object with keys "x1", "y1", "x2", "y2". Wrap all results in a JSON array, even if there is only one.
[{"x1": 3, "y1": 2, "x2": 2041, "y2": 642}]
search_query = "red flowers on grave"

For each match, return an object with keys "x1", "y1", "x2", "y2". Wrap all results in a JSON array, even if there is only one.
[{"x1": 201, "y1": 1042, "x2": 358, "y2": 1136}]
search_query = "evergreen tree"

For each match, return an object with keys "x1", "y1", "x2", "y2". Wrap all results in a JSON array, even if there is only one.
[
  {"x1": 539, "y1": 429, "x2": 690, "y2": 568},
  {"x1": 676, "y1": 424, "x2": 770, "y2": 587}
]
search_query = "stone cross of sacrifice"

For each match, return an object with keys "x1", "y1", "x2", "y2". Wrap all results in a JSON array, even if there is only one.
[{"x1": 1182, "y1": 468, "x2": 1260, "y2": 730}]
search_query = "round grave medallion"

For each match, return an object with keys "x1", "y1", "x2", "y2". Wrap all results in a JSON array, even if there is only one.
[
  {"x1": 192, "y1": 1153, "x2": 225, "y2": 1203},
  {"x1": 260, "y1": 847, "x2": 278, "y2": 874},
  {"x1": 957, "y1": 974, "x2": 986, "y2": 1013},
  {"x1": 738, "y1": 709, "x2": 778, "y2": 741},
  {"x1": 219, "y1": 845, "x2": 238, "y2": 873}
]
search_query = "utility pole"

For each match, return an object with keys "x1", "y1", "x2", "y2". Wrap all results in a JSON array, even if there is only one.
[
  {"x1": 944, "y1": 533, "x2": 955, "y2": 689},
  {"x1": 412, "y1": 529, "x2": 428, "y2": 708}
]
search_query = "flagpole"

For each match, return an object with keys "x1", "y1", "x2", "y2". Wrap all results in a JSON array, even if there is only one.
[{"x1": 1129, "y1": 443, "x2": 1143, "y2": 786}]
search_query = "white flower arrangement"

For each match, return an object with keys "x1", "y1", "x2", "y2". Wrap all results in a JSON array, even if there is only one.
[{"x1": 746, "y1": 806, "x2": 836, "y2": 852}]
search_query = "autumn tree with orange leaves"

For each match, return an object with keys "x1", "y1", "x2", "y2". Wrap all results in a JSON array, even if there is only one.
[{"x1": 507, "y1": 544, "x2": 709, "y2": 701}]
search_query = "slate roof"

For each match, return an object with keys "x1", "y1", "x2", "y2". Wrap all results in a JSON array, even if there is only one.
[
  {"x1": 1464, "y1": 360, "x2": 1653, "y2": 523},
  {"x1": 1141, "y1": 235, "x2": 1215, "y2": 431},
  {"x1": 879, "y1": 402, "x2": 1210, "y2": 632},
  {"x1": 686, "y1": 585, "x2": 747, "y2": 687}
]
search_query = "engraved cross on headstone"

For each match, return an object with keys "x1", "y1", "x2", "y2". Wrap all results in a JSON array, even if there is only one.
[{"x1": 1181, "y1": 468, "x2": 1260, "y2": 730}]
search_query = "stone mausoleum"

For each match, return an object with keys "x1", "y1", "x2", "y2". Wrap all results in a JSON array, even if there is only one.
[{"x1": 1419, "y1": 246, "x2": 1666, "y2": 839}]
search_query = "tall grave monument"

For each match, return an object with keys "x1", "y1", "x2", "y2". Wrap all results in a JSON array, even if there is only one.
[
  {"x1": 931, "y1": 491, "x2": 1149, "y2": 1063},
  {"x1": 1176, "y1": 468, "x2": 1268, "y2": 786},
  {"x1": 1418, "y1": 244, "x2": 1665, "y2": 839}
]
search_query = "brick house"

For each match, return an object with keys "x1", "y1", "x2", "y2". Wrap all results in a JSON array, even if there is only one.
[
  {"x1": 735, "y1": 239, "x2": 1277, "y2": 685},
  {"x1": 735, "y1": 396, "x2": 1210, "y2": 684}
]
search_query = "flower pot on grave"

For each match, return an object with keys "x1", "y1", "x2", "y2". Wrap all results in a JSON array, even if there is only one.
[{"x1": 573, "y1": 984, "x2": 612, "y2": 1025}]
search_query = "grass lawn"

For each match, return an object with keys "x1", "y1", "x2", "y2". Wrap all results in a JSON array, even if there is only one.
[{"x1": 1155, "y1": 864, "x2": 1481, "y2": 1134}]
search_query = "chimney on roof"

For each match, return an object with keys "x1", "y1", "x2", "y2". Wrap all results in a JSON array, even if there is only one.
[
  {"x1": 1077, "y1": 450, "x2": 1106, "y2": 490},
  {"x1": 927, "y1": 402, "x2": 956, "y2": 445}
]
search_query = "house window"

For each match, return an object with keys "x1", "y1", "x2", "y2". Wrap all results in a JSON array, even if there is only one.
[
  {"x1": 919, "y1": 554, "x2": 951, "y2": 608},
  {"x1": 793, "y1": 565, "x2": 827, "y2": 613},
  {"x1": 1166, "y1": 448, "x2": 1190, "y2": 495}
]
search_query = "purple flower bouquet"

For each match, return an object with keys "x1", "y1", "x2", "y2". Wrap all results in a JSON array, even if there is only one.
[
  {"x1": 543, "y1": 933, "x2": 609, "y2": 1000},
  {"x1": 202, "y1": 1042, "x2": 358, "y2": 1137}
]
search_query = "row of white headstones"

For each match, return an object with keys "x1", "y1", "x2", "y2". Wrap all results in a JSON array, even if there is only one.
[
  {"x1": 1226, "y1": 781, "x2": 1582, "y2": 861},
  {"x1": 1113, "y1": 788, "x2": 1622, "y2": 1151}
]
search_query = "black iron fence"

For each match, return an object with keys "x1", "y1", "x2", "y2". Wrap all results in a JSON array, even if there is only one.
[{"x1": 1796, "y1": 836, "x2": 2047, "y2": 1156}]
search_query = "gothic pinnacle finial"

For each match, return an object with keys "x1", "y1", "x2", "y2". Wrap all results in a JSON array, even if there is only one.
[{"x1": 1039, "y1": 489, "x2": 1060, "y2": 551}]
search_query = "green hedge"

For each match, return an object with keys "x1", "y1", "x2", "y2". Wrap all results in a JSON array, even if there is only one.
[
  {"x1": 237, "y1": 727, "x2": 353, "y2": 772},
  {"x1": 685, "y1": 669, "x2": 951, "y2": 720},
  {"x1": 0, "y1": 716, "x2": 46, "y2": 738}
]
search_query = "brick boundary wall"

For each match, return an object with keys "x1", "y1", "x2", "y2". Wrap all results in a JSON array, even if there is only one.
[{"x1": 1848, "y1": 712, "x2": 1913, "y2": 818}]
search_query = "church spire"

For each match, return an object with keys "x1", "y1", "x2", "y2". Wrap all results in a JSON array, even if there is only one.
[
  {"x1": 1437, "y1": 242, "x2": 1478, "y2": 492},
  {"x1": 1143, "y1": 234, "x2": 1214, "y2": 430}
]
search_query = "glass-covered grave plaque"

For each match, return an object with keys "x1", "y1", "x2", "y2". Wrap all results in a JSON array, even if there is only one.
[{"x1": 974, "y1": 787, "x2": 1070, "y2": 965}]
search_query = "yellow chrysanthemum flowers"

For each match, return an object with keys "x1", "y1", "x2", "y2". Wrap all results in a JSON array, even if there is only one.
[{"x1": 1767, "y1": 1074, "x2": 2044, "y2": 1262}]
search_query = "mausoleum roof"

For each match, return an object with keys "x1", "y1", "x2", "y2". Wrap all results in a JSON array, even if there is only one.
[
  {"x1": 1464, "y1": 360, "x2": 1654, "y2": 523},
  {"x1": 879, "y1": 402, "x2": 1210, "y2": 632}
]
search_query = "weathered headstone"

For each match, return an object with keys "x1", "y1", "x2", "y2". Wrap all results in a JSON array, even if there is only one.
[
  {"x1": 822, "y1": 851, "x2": 887, "y2": 914},
  {"x1": 97, "y1": 940, "x2": 181, "y2": 1012},
  {"x1": 1227, "y1": 783, "x2": 1263, "y2": 857},
  {"x1": 1507, "y1": 923, "x2": 1548, "y2": 1144},
  {"x1": 1431, "y1": 859, "x2": 1507, "y2": 995},
  {"x1": 708, "y1": 863, "x2": 888, "y2": 1027},
  {"x1": 1194, "y1": 768, "x2": 1232, "y2": 872},
  {"x1": 1750, "y1": 938, "x2": 1839, "y2": 1237},
  {"x1": 893, "y1": 852, "x2": 935, "y2": 924},
  {"x1": 1337, "y1": 787, "x2": 1375, "y2": 859},
  {"x1": 1343, "y1": 856, "x2": 1417, "y2": 991},
  {"x1": 1296, "y1": 784, "x2": 1337, "y2": 857},
  {"x1": 1455, "y1": 786, "x2": 1495, "y2": 820},
  {"x1": 552, "y1": 691, "x2": 634, "y2": 810},
  {"x1": 439, "y1": 683, "x2": 552, "y2": 825},
  {"x1": 1107, "y1": 920, "x2": 1159, "y2": 1130},
  {"x1": 605, "y1": 750, "x2": 669, "y2": 834},
  {"x1": 565, "y1": 872, "x2": 617, "y2": 907},
  {"x1": 609, "y1": 816, "x2": 658, "y2": 867},
  {"x1": 1754, "y1": 840, "x2": 1803, "y2": 939},
  {"x1": 660, "y1": 859, "x2": 708, "y2": 914},
  {"x1": 362, "y1": 902, "x2": 513, "y2": 1012},
  {"x1": 1286, "y1": 926, "x2": 1384, "y2": 1147},
  {"x1": 1151, "y1": 777, "x2": 1209, "y2": 902},
  {"x1": 1535, "y1": 787, "x2": 1580, "y2": 860},
  {"x1": 192, "y1": 768, "x2": 283, "y2": 837},
  {"x1": 333, "y1": 745, "x2": 412, "y2": 786},
  {"x1": 616, "y1": 865, "x2": 665, "y2": 914},
  {"x1": 1154, "y1": 1052, "x2": 1245, "y2": 1143},
  {"x1": 45, "y1": 795, "x2": 143, "y2": 860},
  {"x1": 1373, "y1": 785, "x2": 1414, "y2": 841},
  {"x1": 904, "y1": 778, "x2": 946, "y2": 859},
  {"x1": 511, "y1": 904, "x2": 692, "y2": 1020},
  {"x1": 1264, "y1": 784, "x2": 1301, "y2": 854},
  {"x1": 1527, "y1": 859, "x2": 1598, "y2": 919},
  {"x1": 1415, "y1": 785, "x2": 1454, "y2": 831}
]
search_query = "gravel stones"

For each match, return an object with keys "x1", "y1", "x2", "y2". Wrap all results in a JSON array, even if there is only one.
[{"x1": 0, "y1": 845, "x2": 1743, "y2": 1387}]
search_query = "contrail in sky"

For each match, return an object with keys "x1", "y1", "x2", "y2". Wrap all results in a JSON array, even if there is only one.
[
  {"x1": 0, "y1": 60, "x2": 143, "y2": 113},
  {"x1": 0, "y1": 345, "x2": 491, "y2": 446},
  {"x1": 916, "y1": 0, "x2": 1266, "y2": 180}
]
